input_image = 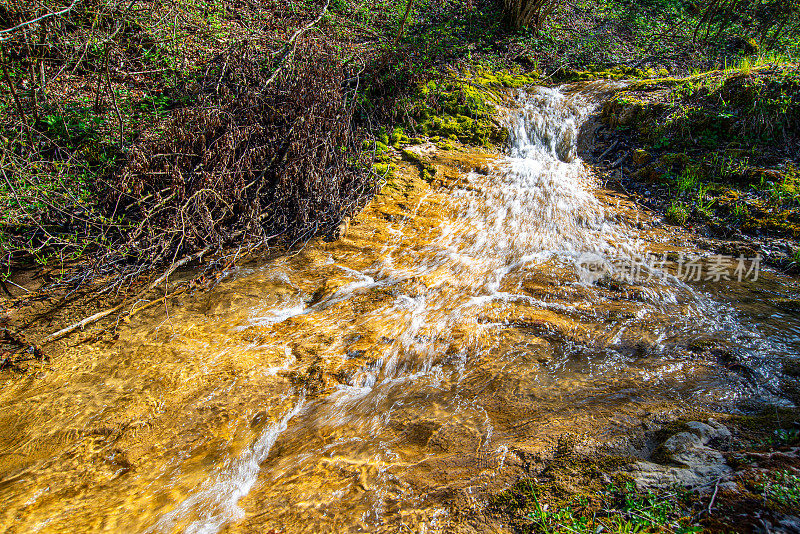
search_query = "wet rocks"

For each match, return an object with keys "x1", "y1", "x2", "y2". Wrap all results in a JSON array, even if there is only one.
[
  {"x1": 401, "y1": 419, "x2": 441, "y2": 447},
  {"x1": 631, "y1": 149, "x2": 651, "y2": 167},
  {"x1": 427, "y1": 422, "x2": 481, "y2": 453},
  {"x1": 781, "y1": 360, "x2": 800, "y2": 404},
  {"x1": 625, "y1": 419, "x2": 734, "y2": 491}
]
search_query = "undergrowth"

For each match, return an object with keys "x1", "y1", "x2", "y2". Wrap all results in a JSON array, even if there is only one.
[
  {"x1": 0, "y1": 0, "x2": 798, "y2": 287},
  {"x1": 491, "y1": 478, "x2": 700, "y2": 534},
  {"x1": 603, "y1": 62, "x2": 800, "y2": 242}
]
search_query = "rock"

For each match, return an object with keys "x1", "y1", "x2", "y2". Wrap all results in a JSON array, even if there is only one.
[
  {"x1": 623, "y1": 420, "x2": 733, "y2": 491},
  {"x1": 324, "y1": 216, "x2": 350, "y2": 241},
  {"x1": 401, "y1": 147, "x2": 437, "y2": 175},
  {"x1": 402, "y1": 419, "x2": 441, "y2": 447},
  {"x1": 631, "y1": 165, "x2": 660, "y2": 182},
  {"x1": 783, "y1": 360, "x2": 800, "y2": 378},
  {"x1": 730, "y1": 36, "x2": 759, "y2": 54},
  {"x1": 555, "y1": 127, "x2": 576, "y2": 162},
  {"x1": 781, "y1": 375, "x2": 800, "y2": 404},
  {"x1": 662, "y1": 431, "x2": 703, "y2": 455},
  {"x1": 632, "y1": 149, "x2": 652, "y2": 167},
  {"x1": 427, "y1": 422, "x2": 480, "y2": 453}
]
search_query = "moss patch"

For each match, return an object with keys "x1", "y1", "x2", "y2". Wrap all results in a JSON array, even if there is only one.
[{"x1": 408, "y1": 68, "x2": 534, "y2": 147}]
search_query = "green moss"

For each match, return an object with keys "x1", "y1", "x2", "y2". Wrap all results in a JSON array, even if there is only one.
[
  {"x1": 389, "y1": 126, "x2": 409, "y2": 148},
  {"x1": 473, "y1": 67, "x2": 538, "y2": 88},
  {"x1": 400, "y1": 148, "x2": 422, "y2": 164},
  {"x1": 406, "y1": 70, "x2": 519, "y2": 147},
  {"x1": 372, "y1": 163, "x2": 396, "y2": 182},
  {"x1": 401, "y1": 148, "x2": 436, "y2": 177},
  {"x1": 437, "y1": 140, "x2": 454, "y2": 150},
  {"x1": 377, "y1": 127, "x2": 389, "y2": 145}
]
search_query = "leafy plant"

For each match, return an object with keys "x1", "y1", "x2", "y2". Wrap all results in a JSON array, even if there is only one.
[
  {"x1": 676, "y1": 168, "x2": 700, "y2": 193},
  {"x1": 758, "y1": 470, "x2": 800, "y2": 507}
]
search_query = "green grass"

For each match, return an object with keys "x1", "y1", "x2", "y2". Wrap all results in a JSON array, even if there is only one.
[
  {"x1": 493, "y1": 479, "x2": 699, "y2": 534},
  {"x1": 607, "y1": 63, "x2": 800, "y2": 243},
  {"x1": 666, "y1": 202, "x2": 689, "y2": 225}
]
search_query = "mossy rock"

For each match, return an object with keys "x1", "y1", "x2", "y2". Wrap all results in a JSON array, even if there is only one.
[
  {"x1": 632, "y1": 149, "x2": 652, "y2": 167},
  {"x1": 659, "y1": 152, "x2": 691, "y2": 170},
  {"x1": 401, "y1": 149, "x2": 436, "y2": 176},
  {"x1": 437, "y1": 141, "x2": 454, "y2": 150},
  {"x1": 409, "y1": 71, "x2": 516, "y2": 148},
  {"x1": 373, "y1": 163, "x2": 395, "y2": 181},
  {"x1": 389, "y1": 126, "x2": 409, "y2": 148},
  {"x1": 400, "y1": 148, "x2": 423, "y2": 164}
]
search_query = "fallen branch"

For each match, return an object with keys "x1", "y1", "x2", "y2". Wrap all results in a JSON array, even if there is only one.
[
  {"x1": 147, "y1": 244, "x2": 213, "y2": 290},
  {"x1": 0, "y1": 0, "x2": 81, "y2": 41},
  {"x1": 610, "y1": 152, "x2": 628, "y2": 169},
  {"x1": 263, "y1": 0, "x2": 331, "y2": 88},
  {"x1": 598, "y1": 140, "x2": 619, "y2": 162},
  {"x1": 43, "y1": 305, "x2": 124, "y2": 343},
  {"x1": 43, "y1": 244, "x2": 213, "y2": 344},
  {"x1": 707, "y1": 477, "x2": 720, "y2": 514}
]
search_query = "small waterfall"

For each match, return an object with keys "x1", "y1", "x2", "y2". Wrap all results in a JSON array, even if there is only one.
[{"x1": 476, "y1": 86, "x2": 637, "y2": 260}]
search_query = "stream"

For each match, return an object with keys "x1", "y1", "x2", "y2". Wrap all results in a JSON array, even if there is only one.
[{"x1": 1, "y1": 82, "x2": 799, "y2": 533}]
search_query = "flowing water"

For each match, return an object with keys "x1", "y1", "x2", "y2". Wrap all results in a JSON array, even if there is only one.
[{"x1": 2, "y1": 83, "x2": 800, "y2": 533}]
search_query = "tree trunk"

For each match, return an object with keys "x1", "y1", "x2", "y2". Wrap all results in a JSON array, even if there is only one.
[{"x1": 395, "y1": 0, "x2": 415, "y2": 43}]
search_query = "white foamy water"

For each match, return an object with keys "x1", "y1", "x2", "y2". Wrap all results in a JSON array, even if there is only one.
[{"x1": 149, "y1": 401, "x2": 304, "y2": 534}]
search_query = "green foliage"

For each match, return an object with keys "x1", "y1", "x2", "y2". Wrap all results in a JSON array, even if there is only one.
[
  {"x1": 676, "y1": 167, "x2": 699, "y2": 193},
  {"x1": 608, "y1": 65, "x2": 800, "y2": 240},
  {"x1": 667, "y1": 202, "x2": 689, "y2": 225},
  {"x1": 731, "y1": 203, "x2": 749, "y2": 220},
  {"x1": 41, "y1": 108, "x2": 104, "y2": 148},
  {"x1": 757, "y1": 470, "x2": 800, "y2": 507},
  {"x1": 493, "y1": 478, "x2": 696, "y2": 534},
  {"x1": 695, "y1": 183, "x2": 715, "y2": 218},
  {"x1": 408, "y1": 71, "x2": 529, "y2": 146}
]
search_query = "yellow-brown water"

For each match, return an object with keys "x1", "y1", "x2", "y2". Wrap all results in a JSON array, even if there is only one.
[{"x1": 1, "y1": 84, "x2": 799, "y2": 533}]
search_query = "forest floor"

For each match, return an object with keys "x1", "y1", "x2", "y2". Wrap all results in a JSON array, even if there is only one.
[{"x1": 2, "y1": 0, "x2": 797, "y2": 284}]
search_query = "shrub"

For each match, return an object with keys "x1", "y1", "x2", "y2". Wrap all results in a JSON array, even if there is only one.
[{"x1": 112, "y1": 40, "x2": 375, "y2": 265}]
